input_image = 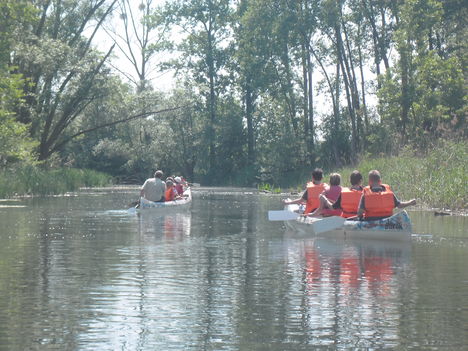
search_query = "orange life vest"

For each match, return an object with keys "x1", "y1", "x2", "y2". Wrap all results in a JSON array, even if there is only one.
[
  {"x1": 362, "y1": 184, "x2": 394, "y2": 218},
  {"x1": 340, "y1": 188, "x2": 363, "y2": 218},
  {"x1": 305, "y1": 182, "x2": 327, "y2": 214},
  {"x1": 165, "y1": 187, "x2": 175, "y2": 202}
]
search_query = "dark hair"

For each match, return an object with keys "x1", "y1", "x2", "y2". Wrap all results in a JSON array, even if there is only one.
[
  {"x1": 329, "y1": 173, "x2": 341, "y2": 186},
  {"x1": 350, "y1": 170, "x2": 362, "y2": 186},
  {"x1": 311, "y1": 168, "x2": 323, "y2": 181},
  {"x1": 154, "y1": 170, "x2": 163, "y2": 179}
]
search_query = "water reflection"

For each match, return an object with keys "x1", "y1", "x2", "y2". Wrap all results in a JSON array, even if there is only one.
[
  {"x1": 0, "y1": 190, "x2": 467, "y2": 350},
  {"x1": 282, "y1": 236, "x2": 412, "y2": 348},
  {"x1": 137, "y1": 212, "x2": 192, "y2": 240}
]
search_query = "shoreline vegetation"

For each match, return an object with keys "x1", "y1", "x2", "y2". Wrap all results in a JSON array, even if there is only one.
[
  {"x1": 1, "y1": 141, "x2": 465, "y2": 213},
  {"x1": 0, "y1": 165, "x2": 112, "y2": 198},
  {"x1": 259, "y1": 141, "x2": 467, "y2": 211}
]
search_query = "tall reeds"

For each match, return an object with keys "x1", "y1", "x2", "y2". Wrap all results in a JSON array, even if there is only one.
[{"x1": 0, "y1": 165, "x2": 112, "y2": 198}]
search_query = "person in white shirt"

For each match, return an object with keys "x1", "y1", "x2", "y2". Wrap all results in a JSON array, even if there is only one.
[{"x1": 140, "y1": 170, "x2": 166, "y2": 202}]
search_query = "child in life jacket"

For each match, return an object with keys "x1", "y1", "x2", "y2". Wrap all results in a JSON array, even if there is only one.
[
  {"x1": 325, "y1": 170, "x2": 364, "y2": 218},
  {"x1": 307, "y1": 173, "x2": 342, "y2": 217},
  {"x1": 165, "y1": 179, "x2": 182, "y2": 202}
]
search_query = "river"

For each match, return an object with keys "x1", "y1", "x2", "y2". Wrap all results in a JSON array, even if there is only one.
[{"x1": 0, "y1": 187, "x2": 467, "y2": 350}]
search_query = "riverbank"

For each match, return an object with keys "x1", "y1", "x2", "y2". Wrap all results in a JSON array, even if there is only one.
[
  {"x1": 0, "y1": 165, "x2": 112, "y2": 198},
  {"x1": 260, "y1": 141, "x2": 467, "y2": 210}
]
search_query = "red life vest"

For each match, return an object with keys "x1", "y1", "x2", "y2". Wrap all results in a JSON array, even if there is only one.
[
  {"x1": 165, "y1": 187, "x2": 175, "y2": 202},
  {"x1": 362, "y1": 184, "x2": 394, "y2": 218},
  {"x1": 340, "y1": 188, "x2": 363, "y2": 218},
  {"x1": 305, "y1": 182, "x2": 327, "y2": 214}
]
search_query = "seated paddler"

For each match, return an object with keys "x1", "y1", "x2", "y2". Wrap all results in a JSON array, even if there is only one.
[
  {"x1": 140, "y1": 170, "x2": 166, "y2": 202},
  {"x1": 283, "y1": 168, "x2": 328, "y2": 214},
  {"x1": 307, "y1": 173, "x2": 342, "y2": 217},
  {"x1": 165, "y1": 179, "x2": 182, "y2": 202},
  {"x1": 316, "y1": 170, "x2": 363, "y2": 218},
  {"x1": 357, "y1": 170, "x2": 416, "y2": 220}
]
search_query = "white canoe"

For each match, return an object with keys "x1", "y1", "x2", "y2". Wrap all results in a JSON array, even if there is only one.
[
  {"x1": 138, "y1": 188, "x2": 192, "y2": 211},
  {"x1": 284, "y1": 203, "x2": 412, "y2": 241}
]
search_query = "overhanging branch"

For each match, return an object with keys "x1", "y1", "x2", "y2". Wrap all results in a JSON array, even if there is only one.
[{"x1": 49, "y1": 105, "x2": 190, "y2": 154}]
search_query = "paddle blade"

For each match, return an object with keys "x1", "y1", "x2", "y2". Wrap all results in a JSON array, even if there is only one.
[
  {"x1": 312, "y1": 216, "x2": 346, "y2": 234},
  {"x1": 268, "y1": 210, "x2": 300, "y2": 221}
]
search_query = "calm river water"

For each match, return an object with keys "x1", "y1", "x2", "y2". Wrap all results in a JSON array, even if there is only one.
[{"x1": 0, "y1": 187, "x2": 467, "y2": 350}]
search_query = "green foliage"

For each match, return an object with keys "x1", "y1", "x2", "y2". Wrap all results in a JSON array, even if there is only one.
[
  {"x1": 334, "y1": 141, "x2": 467, "y2": 209},
  {"x1": 0, "y1": 165, "x2": 112, "y2": 198},
  {"x1": 0, "y1": 66, "x2": 36, "y2": 164},
  {"x1": 1, "y1": 0, "x2": 465, "y2": 193},
  {"x1": 257, "y1": 183, "x2": 282, "y2": 194}
]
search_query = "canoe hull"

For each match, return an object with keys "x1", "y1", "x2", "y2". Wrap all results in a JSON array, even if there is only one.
[
  {"x1": 138, "y1": 188, "x2": 192, "y2": 212},
  {"x1": 284, "y1": 204, "x2": 412, "y2": 241}
]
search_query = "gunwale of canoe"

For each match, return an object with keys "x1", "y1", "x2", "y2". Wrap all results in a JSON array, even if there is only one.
[
  {"x1": 283, "y1": 203, "x2": 412, "y2": 241},
  {"x1": 138, "y1": 188, "x2": 192, "y2": 212}
]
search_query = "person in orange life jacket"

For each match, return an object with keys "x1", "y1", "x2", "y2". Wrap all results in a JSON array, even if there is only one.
[
  {"x1": 165, "y1": 179, "x2": 182, "y2": 202},
  {"x1": 318, "y1": 170, "x2": 364, "y2": 218},
  {"x1": 283, "y1": 168, "x2": 328, "y2": 214},
  {"x1": 357, "y1": 170, "x2": 416, "y2": 220},
  {"x1": 307, "y1": 173, "x2": 343, "y2": 217}
]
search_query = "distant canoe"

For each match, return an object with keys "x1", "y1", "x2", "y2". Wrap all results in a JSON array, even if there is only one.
[
  {"x1": 284, "y1": 203, "x2": 412, "y2": 241},
  {"x1": 138, "y1": 188, "x2": 192, "y2": 212}
]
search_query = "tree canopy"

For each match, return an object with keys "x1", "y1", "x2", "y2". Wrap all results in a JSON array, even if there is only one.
[{"x1": 0, "y1": 0, "x2": 466, "y2": 185}]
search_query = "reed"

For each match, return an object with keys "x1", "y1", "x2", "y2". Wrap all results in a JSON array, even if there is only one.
[
  {"x1": 257, "y1": 182, "x2": 282, "y2": 194},
  {"x1": 335, "y1": 141, "x2": 467, "y2": 210},
  {"x1": 0, "y1": 166, "x2": 112, "y2": 198},
  {"x1": 260, "y1": 140, "x2": 466, "y2": 210}
]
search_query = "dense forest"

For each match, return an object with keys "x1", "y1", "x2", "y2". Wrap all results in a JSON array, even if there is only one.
[{"x1": 1, "y1": 0, "x2": 466, "y2": 186}]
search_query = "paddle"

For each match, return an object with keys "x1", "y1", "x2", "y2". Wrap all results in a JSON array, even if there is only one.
[
  {"x1": 267, "y1": 211, "x2": 346, "y2": 234},
  {"x1": 268, "y1": 210, "x2": 301, "y2": 221},
  {"x1": 128, "y1": 199, "x2": 140, "y2": 208}
]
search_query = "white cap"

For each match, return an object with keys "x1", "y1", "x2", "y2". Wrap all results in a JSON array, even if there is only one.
[{"x1": 174, "y1": 177, "x2": 181, "y2": 183}]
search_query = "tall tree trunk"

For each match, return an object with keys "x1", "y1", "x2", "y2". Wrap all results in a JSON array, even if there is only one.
[
  {"x1": 301, "y1": 42, "x2": 310, "y2": 158},
  {"x1": 357, "y1": 24, "x2": 369, "y2": 138},
  {"x1": 341, "y1": 15, "x2": 362, "y2": 151},
  {"x1": 307, "y1": 49, "x2": 314, "y2": 157},
  {"x1": 245, "y1": 81, "x2": 255, "y2": 166},
  {"x1": 399, "y1": 39, "x2": 410, "y2": 143},
  {"x1": 335, "y1": 24, "x2": 357, "y2": 156}
]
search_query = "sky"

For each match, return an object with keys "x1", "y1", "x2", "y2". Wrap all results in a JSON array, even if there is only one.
[{"x1": 91, "y1": 0, "x2": 379, "y2": 119}]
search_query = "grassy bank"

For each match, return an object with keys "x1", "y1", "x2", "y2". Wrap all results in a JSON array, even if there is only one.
[
  {"x1": 0, "y1": 165, "x2": 112, "y2": 198},
  {"x1": 260, "y1": 141, "x2": 467, "y2": 210}
]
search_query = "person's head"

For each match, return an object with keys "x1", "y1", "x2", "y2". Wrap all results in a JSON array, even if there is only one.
[
  {"x1": 312, "y1": 168, "x2": 323, "y2": 182},
  {"x1": 154, "y1": 170, "x2": 163, "y2": 179},
  {"x1": 174, "y1": 176, "x2": 181, "y2": 183},
  {"x1": 368, "y1": 170, "x2": 381, "y2": 185},
  {"x1": 329, "y1": 173, "x2": 341, "y2": 186},
  {"x1": 166, "y1": 179, "x2": 173, "y2": 188},
  {"x1": 350, "y1": 170, "x2": 363, "y2": 186}
]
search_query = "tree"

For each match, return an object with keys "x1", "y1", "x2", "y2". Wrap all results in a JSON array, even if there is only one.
[
  {"x1": 378, "y1": 0, "x2": 466, "y2": 147},
  {"x1": 158, "y1": 0, "x2": 234, "y2": 181},
  {"x1": 12, "y1": 0, "x2": 119, "y2": 161},
  {"x1": 0, "y1": 0, "x2": 36, "y2": 165},
  {"x1": 107, "y1": 0, "x2": 170, "y2": 92}
]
